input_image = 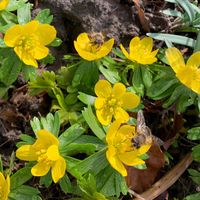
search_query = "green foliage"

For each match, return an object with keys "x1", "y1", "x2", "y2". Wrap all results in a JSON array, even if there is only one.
[
  {"x1": 17, "y1": 2, "x2": 31, "y2": 24},
  {"x1": 184, "y1": 193, "x2": 200, "y2": 200},
  {"x1": 34, "y1": 9, "x2": 53, "y2": 24},
  {"x1": 82, "y1": 106, "x2": 105, "y2": 140},
  {"x1": 30, "y1": 112, "x2": 60, "y2": 136}
]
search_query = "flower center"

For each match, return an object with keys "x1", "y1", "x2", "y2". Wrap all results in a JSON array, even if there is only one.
[
  {"x1": 36, "y1": 149, "x2": 52, "y2": 166},
  {"x1": 103, "y1": 94, "x2": 122, "y2": 115},
  {"x1": 15, "y1": 35, "x2": 38, "y2": 52}
]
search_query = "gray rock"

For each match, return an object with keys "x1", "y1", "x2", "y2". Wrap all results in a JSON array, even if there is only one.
[{"x1": 41, "y1": 0, "x2": 139, "y2": 45}]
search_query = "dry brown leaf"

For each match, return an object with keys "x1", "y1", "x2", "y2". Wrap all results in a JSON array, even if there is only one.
[{"x1": 126, "y1": 144, "x2": 165, "y2": 193}]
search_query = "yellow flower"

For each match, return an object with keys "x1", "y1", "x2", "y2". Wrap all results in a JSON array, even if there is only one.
[
  {"x1": 106, "y1": 120, "x2": 151, "y2": 176},
  {"x1": 4, "y1": 20, "x2": 56, "y2": 67},
  {"x1": 165, "y1": 47, "x2": 200, "y2": 94},
  {"x1": 0, "y1": 0, "x2": 9, "y2": 10},
  {"x1": 74, "y1": 32, "x2": 114, "y2": 61},
  {"x1": 0, "y1": 172, "x2": 10, "y2": 200},
  {"x1": 120, "y1": 36, "x2": 158, "y2": 65},
  {"x1": 16, "y1": 129, "x2": 66, "y2": 183},
  {"x1": 94, "y1": 80, "x2": 140, "y2": 126}
]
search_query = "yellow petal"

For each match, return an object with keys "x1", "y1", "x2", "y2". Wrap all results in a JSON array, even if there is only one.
[
  {"x1": 4, "y1": 175, "x2": 10, "y2": 200},
  {"x1": 34, "y1": 129, "x2": 59, "y2": 150},
  {"x1": 140, "y1": 37, "x2": 153, "y2": 53},
  {"x1": 76, "y1": 32, "x2": 90, "y2": 49},
  {"x1": 35, "y1": 23, "x2": 57, "y2": 46},
  {"x1": 97, "y1": 38, "x2": 114, "y2": 58},
  {"x1": 186, "y1": 51, "x2": 200, "y2": 68},
  {"x1": 120, "y1": 44, "x2": 130, "y2": 60},
  {"x1": 96, "y1": 109, "x2": 112, "y2": 126},
  {"x1": 16, "y1": 145, "x2": 37, "y2": 161},
  {"x1": 106, "y1": 120, "x2": 121, "y2": 145},
  {"x1": 119, "y1": 152, "x2": 145, "y2": 166},
  {"x1": 106, "y1": 146, "x2": 127, "y2": 176},
  {"x1": 112, "y1": 82, "x2": 126, "y2": 97},
  {"x1": 4, "y1": 24, "x2": 22, "y2": 47},
  {"x1": 31, "y1": 161, "x2": 50, "y2": 177},
  {"x1": 114, "y1": 107, "x2": 129, "y2": 123},
  {"x1": 94, "y1": 97, "x2": 105, "y2": 109},
  {"x1": 22, "y1": 20, "x2": 39, "y2": 34},
  {"x1": 74, "y1": 41, "x2": 97, "y2": 61},
  {"x1": 150, "y1": 49, "x2": 159, "y2": 58},
  {"x1": 138, "y1": 144, "x2": 151, "y2": 155},
  {"x1": 121, "y1": 92, "x2": 140, "y2": 109},
  {"x1": 117, "y1": 125, "x2": 136, "y2": 139},
  {"x1": 165, "y1": 47, "x2": 185, "y2": 73},
  {"x1": 14, "y1": 47, "x2": 38, "y2": 67},
  {"x1": 51, "y1": 157, "x2": 66, "y2": 183},
  {"x1": 190, "y1": 79, "x2": 200, "y2": 94},
  {"x1": 47, "y1": 145, "x2": 60, "y2": 161},
  {"x1": 31, "y1": 45, "x2": 49, "y2": 60},
  {"x1": 0, "y1": 0, "x2": 9, "y2": 10},
  {"x1": 0, "y1": 172, "x2": 5, "y2": 186},
  {"x1": 95, "y1": 80, "x2": 112, "y2": 98},
  {"x1": 129, "y1": 36, "x2": 140, "y2": 53}
]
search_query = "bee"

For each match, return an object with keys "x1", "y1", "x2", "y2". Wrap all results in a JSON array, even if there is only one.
[
  {"x1": 132, "y1": 110, "x2": 153, "y2": 149},
  {"x1": 88, "y1": 32, "x2": 105, "y2": 47}
]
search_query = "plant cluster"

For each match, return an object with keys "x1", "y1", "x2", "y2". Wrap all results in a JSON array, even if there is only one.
[{"x1": 0, "y1": 0, "x2": 200, "y2": 200}]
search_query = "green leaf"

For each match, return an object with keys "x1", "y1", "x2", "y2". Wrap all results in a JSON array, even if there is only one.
[
  {"x1": 147, "y1": 77, "x2": 178, "y2": 99},
  {"x1": 17, "y1": 3, "x2": 31, "y2": 24},
  {"x1": 184, "y1": 193, "x2": 200, "y2": 200},
  {"x1": 50, "y1": 37, "x2": 62, "y2": 47},
  {"x1": 19, "y1": 134, "x2": 35, "y2": 144},
  {"x1": 59, "y1": 124, "x2": 85, "y2": 151},
  {"x1": 59, "y1": 174, "x2": 73, "y2": 194},
  {"x1": 71, "y1": 149, "x2": 107, "y2": 176},
  {"x1": 6, "y1": 0, "x2": 28, "y2": 12},
  {"x1": 30, "y1": 117, "x2": 41, "y2": 133},
  {"x1": 75, "y1": 135, "x2": 105, "y2": 151},
  {"x1": 99, "y1": 65, "x2": 120, "y2": 84},
  {"x1": 10, "y1": 185, "x2": 41, "y2": 200},
  {"x1": 72, "y1": 61, "x2": 99, "y2": 95},
  {"x1": 39, "y1": 171, "x2": 52, "y2": 187},
  {"x1": 188, "y1": 169, "x2": 200, "y2": 184},
  {"x1": 96, "y1": 165, "x2": 128, "y2": 197},
  {"x1": 194, "y1": 31, "x2": 200, "y2": 52},
  {"x1": 82, "y1": 106, "x2": 105, "y2": 140},
  {"x1": 10, "y1": 167, "x2": 32, "y2": 190},
  {"x1": 35, "y1": 9, "x2": 53, "y2": 24},
  {"x1": 141, "y1": 66, "x2": 153, "y2": 88},
  {"x1": 192, "y1": 144, "x2": 200, "y2": 162},
  {"x1": 147, "y1": 33, "x2": 196, "y2": 48},
  {"x1": 132, "y1": 65, "x2": 144, "y2": 96},
  {"x1": 176, "y1": 0, "x2": 196, "y2": 22},
  {"x1": 78, "y1": 92, "x2": 95, "y2": 105},
  {"x1": 0, "y1": 10, "x2": 18, "y2": 24},
  {"x1": 187, "y1": 127, "x2": 200, "y2": 140},
  {"x1": 161, "y1": 9, "x2": 183, "y2": 18},
  {"x1": 0, "y1": 52, "x2": 22, "y2": 86},
  {"x1": 60, "y1": 143, "x2": 97, "y2": 156}
]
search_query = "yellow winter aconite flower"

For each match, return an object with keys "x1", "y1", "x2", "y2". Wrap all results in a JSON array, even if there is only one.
[
  {"x1": 16, "y1": 129, "x2": 66, "y2": 183},
  {"x1": 120, "y1": 36, "x2": 158, "y2": 65},
  {"x1": 166, "y1": 47, "x2": 200, "y2": 94},
  {"x1": 0, "y1": 0, "x2": 9, "y2": 10},
  {"x1": 106, "y1": 120, "x2": 151, "y2": 176},
  {"x1": 4, "y1": 20, "x2": 56, "y2": 67},
  {"x1": 74, "y1": 32, "x2": 114, "y2": 61},
  {"x1": 94, "y1": 80, "x2": 140, "y2": 126},
  {"x1": 0, "y1": 172, "x2": 10, "y2": 200}
]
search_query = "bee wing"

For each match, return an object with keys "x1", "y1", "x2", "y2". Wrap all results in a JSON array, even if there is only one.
[{"x1": 136, "y1": 110, "x2": 146, "y2": 133}]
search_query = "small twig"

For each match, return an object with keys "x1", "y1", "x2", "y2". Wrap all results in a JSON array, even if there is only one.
[
  {"x1": 129, "y1": 189, "x2": 145, "y2": 200},
  {"x1": 132, "y1": 152, "x2": 193, "y2": 200}
]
